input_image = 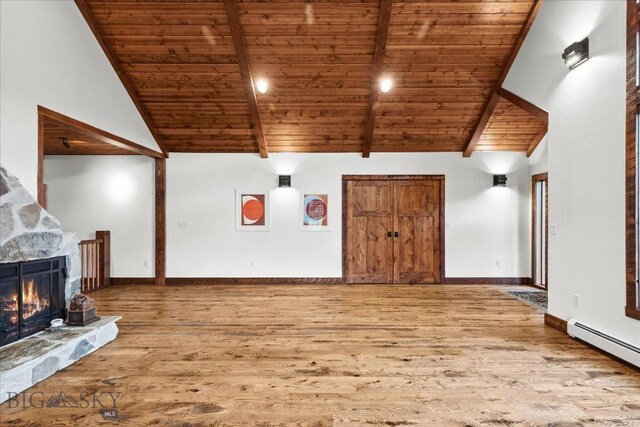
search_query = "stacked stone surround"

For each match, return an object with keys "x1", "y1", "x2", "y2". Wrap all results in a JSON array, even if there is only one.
[{"x1": 0, "y1": 165, "x2": 80, "y2": 309}]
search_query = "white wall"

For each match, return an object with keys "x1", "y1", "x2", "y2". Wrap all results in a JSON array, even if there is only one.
[
  {"x1": 0, "y1": 1, "x2": 160, "y2": 197},
  {"x1": 504, "y1": 0, "x2": 640, "y2": 344},
  {"x1": 167, "y1": 152, "x2": 531, "y2": 278},
  {"x1": 529, "y1": 137, "x2": 549, "y2": 176},
  {"x1": 44, "y1": 156, "x2": 155, "y2": 278}
]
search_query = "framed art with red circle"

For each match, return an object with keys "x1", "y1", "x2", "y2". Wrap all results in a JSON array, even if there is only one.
[{"x1": 236, "y1": 190, "x2": 270, "y2": 231}]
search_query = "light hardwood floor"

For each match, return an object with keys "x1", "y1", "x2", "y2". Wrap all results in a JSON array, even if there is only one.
[{"x1": 1, "y1": 285, "x2": 639, "y2": 426}]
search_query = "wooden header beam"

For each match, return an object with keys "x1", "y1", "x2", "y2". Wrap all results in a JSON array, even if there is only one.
[
  {"x1": 75, "y1": 0, "x2": 168, "y2": 158},
  {"x1": 362, "y1": 0, "x2": 393, "y2": 158},
  {"x1": 496, "y1": 88, "x2": 548, "y2": 123},
  {"x1": 38, "y1": 106, "x2": 165, "y2": 159},
  {"x1": 526, "y1": 127, "x2": 548, "y2": 157},
  {"x1": 224, "y1": 0, "x2": 269, "y2": 158},
  {"x1": 497, "y1": 88, "x2": 549, "y2": 157},
  {"x1": 463, "y1": 0, "x2": 543, "y2": 157}
]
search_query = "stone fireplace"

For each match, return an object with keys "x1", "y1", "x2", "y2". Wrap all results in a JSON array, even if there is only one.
[
  {"x1": 0, "y1": 165, "x2": 81, "y2": 333},
  {"x1": 0, "y1": 256, "x2": 67, "y2": 346},
  {"x1": 0, "y1": 165, "x2": 120, "y2": 404}
]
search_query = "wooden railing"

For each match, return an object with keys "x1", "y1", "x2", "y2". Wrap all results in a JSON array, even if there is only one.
[{"x1": 79, "y1": 230, "x2": 110, "y2": 293}]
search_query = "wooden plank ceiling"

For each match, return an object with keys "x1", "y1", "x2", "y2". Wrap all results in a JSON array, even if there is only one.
[
  {"x1": 77, "y1": 0, "x2": 543, "y2": 156},
  {"x1": 475, "y1": 89, "x2": 547, "y2": 154},
  {"x1": 43, "y1": 117, "x2": 136, "y2": 155}
]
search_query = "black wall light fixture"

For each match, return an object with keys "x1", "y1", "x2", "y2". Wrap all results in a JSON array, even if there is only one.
[
  {"x1": 60, "y1": 137, "x2": 71, "y2": 149},
  {"x1": 279, "y1": 175, "x2": 291, "y2": 187},
  {"x1": 562, "y1": 37, "x2": 589, "y2": 70},
  {"x1": 493, "y1": 174, "x2": 507, "y2": 187}
]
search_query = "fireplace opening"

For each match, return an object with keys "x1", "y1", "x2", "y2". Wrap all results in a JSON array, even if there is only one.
[{"x1": 0, "y1": 257, "x2": 66, "y2": 347}]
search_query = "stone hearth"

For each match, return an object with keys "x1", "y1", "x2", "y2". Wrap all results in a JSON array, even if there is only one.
[{"x1": 0, "y1": 316, "x2": 121, "y2": 403}]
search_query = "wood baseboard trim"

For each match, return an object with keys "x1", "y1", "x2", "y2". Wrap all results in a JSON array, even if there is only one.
[
  {"x1": 443, "y1": 277, "x2": 532, "y2": 285},
  {"x1": 626, "y1": 306, "x2": 640, "y2": 320},
  {"x1": 544, "y1": 313, "x2": 568, "y2": 333},
  {"x1": 115, "y1": 277, "x2": 533, "y2": 286},
  {"x1": 112, "y1": 277, "x2": 156, "y2": 285},
  {"x1": 166, "y1": 277, "x2": 345, "y2": 285}
]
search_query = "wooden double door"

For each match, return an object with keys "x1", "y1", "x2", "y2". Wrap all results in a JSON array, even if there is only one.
[{"x1": 344, "y1": 176, "x2": 444, "y2": 284}]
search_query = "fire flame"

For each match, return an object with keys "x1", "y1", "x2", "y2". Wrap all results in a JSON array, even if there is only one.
[
  {"x1": 2, "y1": 293, "x2": 18, "y2": 326},
  {"x1": 22, "y1": 278, "x2": 49, "y2": 319}
]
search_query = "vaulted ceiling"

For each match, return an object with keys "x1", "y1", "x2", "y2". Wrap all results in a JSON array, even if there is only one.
[{"x1": 75, "y1": 0, "x2": 546, "y2": 158}]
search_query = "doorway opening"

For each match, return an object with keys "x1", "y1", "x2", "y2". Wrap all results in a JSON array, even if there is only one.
[
  {"x1": 36, "y1": 105, "x2": 166, "y2": 286},
  {"x1": 532, "y1": 173, "x2": 548, "y2": 289}
]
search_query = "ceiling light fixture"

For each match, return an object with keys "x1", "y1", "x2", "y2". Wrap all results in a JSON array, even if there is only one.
[
  {"x1": 562, "y1": 37, "x2": 589, "y2": 70},
  {"x1": 255, "y1": 78, "x2": 269, "y2": 94},
  {"x1": 380, "y1": 77, "x2": 393, "y2": 93}
]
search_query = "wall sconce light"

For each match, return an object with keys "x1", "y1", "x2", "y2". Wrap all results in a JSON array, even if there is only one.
[
  {"x1": 279, "y1": 175, "x2": 291, "y2": 188},
  {"x1": 562, "y1": 37, "x2": 589, "y2": 70},
  {"x1": 493, "y1": 174, "x2": 507, "y2": 187}
]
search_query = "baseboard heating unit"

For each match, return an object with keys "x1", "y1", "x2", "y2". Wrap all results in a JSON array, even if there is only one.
[{"x1": 568, "y1": 319, "x2": 640, "y2": 368}]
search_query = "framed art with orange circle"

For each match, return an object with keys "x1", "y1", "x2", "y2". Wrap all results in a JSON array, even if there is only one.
[{"x1": 236, "y1": 190, "x2": 270, "y2": 231}]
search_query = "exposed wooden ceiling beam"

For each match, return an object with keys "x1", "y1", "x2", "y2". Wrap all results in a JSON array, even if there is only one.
[
  {"x1": 463, "y1": 0, "x2": 543, "y2": 157},
  {"x1": 497, "y1": 87, "x2": 548, "y2": 157},
  {"x1": 74, "y1": 0, "x2": 168, "y2": 158},
  {"x1": 38, "y1": 105, "x2": 165, "y2": 159},
  {"x1": 362, "y1": 0, "x2": 393, "y2": 158},
  {"x1": 224, "y1": 0, "x2": 268, "y2": 159},
  {"x1": 496, "y1": 88, "x2": 548, "y2": 123},
  {"x1": 526, "y1": 127, "x2": 548, "y2": 157},
  {"x1": 461, "y1": 92, "x2": 501, "y2": 157}
]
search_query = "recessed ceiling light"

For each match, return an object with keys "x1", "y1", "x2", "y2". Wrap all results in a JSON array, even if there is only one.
[
  {"x1": 256, "y1": 78, "x2": 269, "y2": 94},
  {"x1": 380, "y1": 77, "x2": 393, "y2": 93}
]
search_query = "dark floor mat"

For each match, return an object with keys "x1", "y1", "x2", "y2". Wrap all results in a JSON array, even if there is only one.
[{"x1": 502, "y1": 289, "x2": 547, "y2": 311}]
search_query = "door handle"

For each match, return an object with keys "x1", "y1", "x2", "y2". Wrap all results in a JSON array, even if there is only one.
[
  {"x1": 394, "y1": 232, "x2": 400, "y2": 238},
  {"x1": 387, "y1": 231, "x2": 394, "y2": 238}
]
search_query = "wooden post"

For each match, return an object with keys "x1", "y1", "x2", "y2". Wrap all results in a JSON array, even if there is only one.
[
  {"x1": 96, "y1": 230, "x2": 110, "y2": 287},
  {"x1": 155, "y1": 158, "x2": 166, "y2": 285},
  {"x1": 37, "y1": 111, "x2": 45, "y2": 207}
]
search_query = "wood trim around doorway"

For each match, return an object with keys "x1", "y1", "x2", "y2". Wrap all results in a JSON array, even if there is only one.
[
  {"x1": 37, "y1": 105, "x2": 167, "y2": 286},
  {"x1": 155, "y1": 158, "x2": 166, "y2": 285},
  {"x1": 531, "y1": 173, "x2": 548, "y2": 290},
  {"x1": 342, "y1": 175, "x2": 445, "y2": 283},
  {"x1": 625, "y1": 0, "x2": 640, "y2": 320}
]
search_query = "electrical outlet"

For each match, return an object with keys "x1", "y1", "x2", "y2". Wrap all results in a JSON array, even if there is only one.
[
  {"x1": 550, "y1": 224, "x2": 558, "y2": 235},
  {"x1": 573, "y1": 294, "x2": 580, "y2": 307},
  {"x1": 178, "y1": 221, "x2": 188, "y2": 229},
  {"x1": 144, "y1": 260, "x2": 149, "y2": 268},
  {"x1": 496, "y1": 259, "x2": 501, "y2": 268}
]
